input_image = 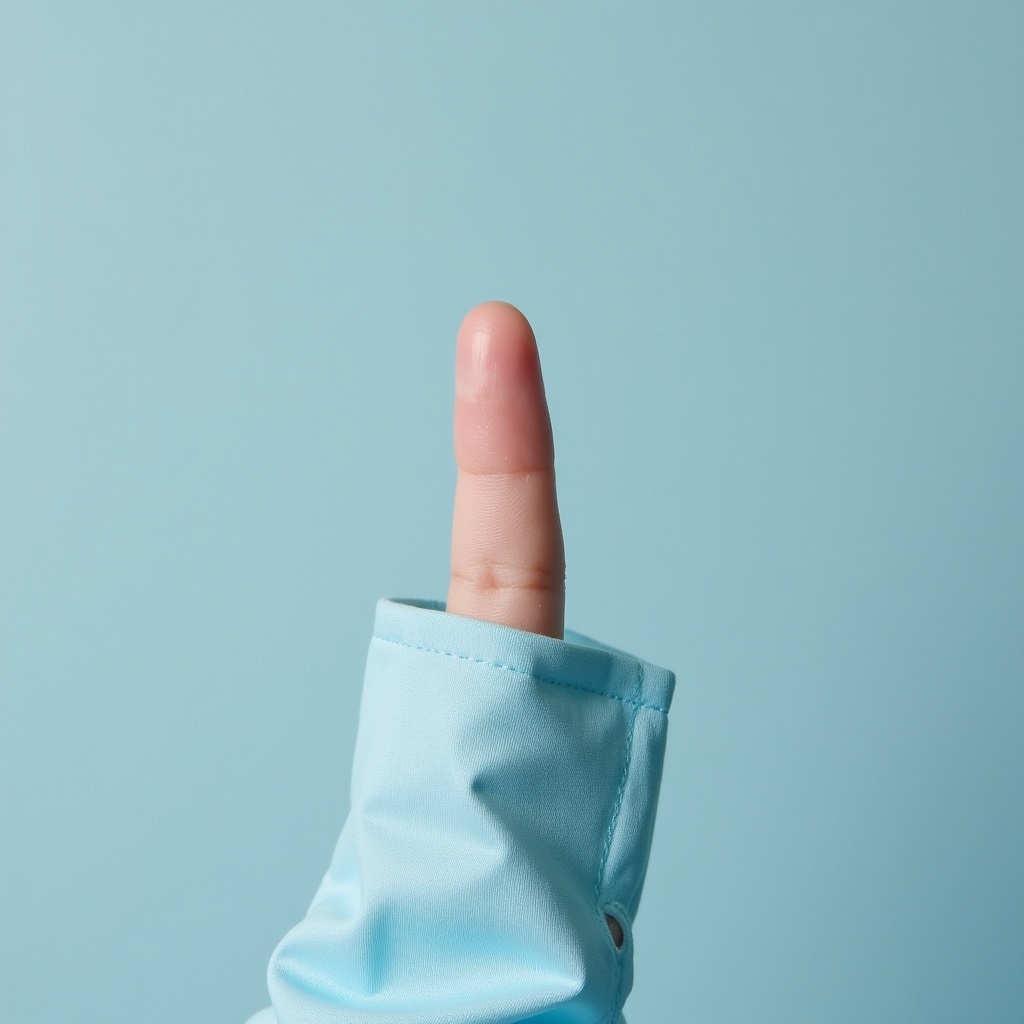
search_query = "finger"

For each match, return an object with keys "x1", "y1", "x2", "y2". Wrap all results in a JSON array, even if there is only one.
[{"x1": 446, "y1": 301, "x2": 566, "y2": 639}]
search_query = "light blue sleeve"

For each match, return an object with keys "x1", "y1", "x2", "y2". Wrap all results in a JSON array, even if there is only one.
[{"x1": 247, "y1": 598, "x2": 675, "y2": 1024}]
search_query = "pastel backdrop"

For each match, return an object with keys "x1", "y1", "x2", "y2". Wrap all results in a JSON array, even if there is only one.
[{"x1": 2, "y1": 4, "x2": 1021, "y2": 1022}]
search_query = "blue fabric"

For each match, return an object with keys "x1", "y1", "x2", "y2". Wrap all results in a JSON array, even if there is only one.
[{"x1": 248, "y1": 598, "x2": 675, "y2": 1024}]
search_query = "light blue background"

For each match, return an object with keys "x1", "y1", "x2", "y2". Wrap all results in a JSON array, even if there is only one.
[{"x1": 2, "y1": 4, "x2": 1021, "y2": 1022}]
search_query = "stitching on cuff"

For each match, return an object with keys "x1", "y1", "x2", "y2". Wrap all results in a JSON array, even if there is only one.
[
  {"x1": 596, "y1": 662, "x2": 641, "y2": 1024},
  {"x1": 595, "y1": 661, "x2": 643, "y2": 905},
  {"x1": 371, "y1": 634, "x2": 668, "y2": 713}
]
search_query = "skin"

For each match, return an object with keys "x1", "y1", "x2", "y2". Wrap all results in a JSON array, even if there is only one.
[{"x1": 445, "y1": 300, "x2": 624, "y2": 948}]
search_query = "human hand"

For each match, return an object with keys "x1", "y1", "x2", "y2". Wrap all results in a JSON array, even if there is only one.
[
  {"x1": 446, "y1": 301, "x2": 565, "y2": 639},
  {"x1": 444, "y1": 302, "x2": 628, "y2": 947}
]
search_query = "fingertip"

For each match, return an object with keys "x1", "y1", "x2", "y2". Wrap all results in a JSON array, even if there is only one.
[
  {"x1": 453, "y1": 300, "x2": 553, "y2": 474},
  {"x1": 458, "y1": 300, "x2": 534, "y2": 340},
  {"x1": 456, "y1": 302, "x2": 540, "y2": 397}
]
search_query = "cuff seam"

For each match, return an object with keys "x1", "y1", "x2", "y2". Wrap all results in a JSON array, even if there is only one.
[
  {"x1": 372, "y1": 634, "x2": 669, "y2": 714},
  {"x1": 595, "y1": 664, "x2": 641, "y2": 904}
]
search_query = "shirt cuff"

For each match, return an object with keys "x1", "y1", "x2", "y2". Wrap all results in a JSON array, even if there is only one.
[{"x1": 256, "y1": 598, "x2": 675, "y2": 1024}]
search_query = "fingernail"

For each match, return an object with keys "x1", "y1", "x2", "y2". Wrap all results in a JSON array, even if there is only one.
[{"x1": 456, "y1": 329, "x2": 495, "y2": 398}]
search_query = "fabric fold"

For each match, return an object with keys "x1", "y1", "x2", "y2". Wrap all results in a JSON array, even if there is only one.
[{"x1": 251, "y1": 599, "x2": 674, "y2": 1024}]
